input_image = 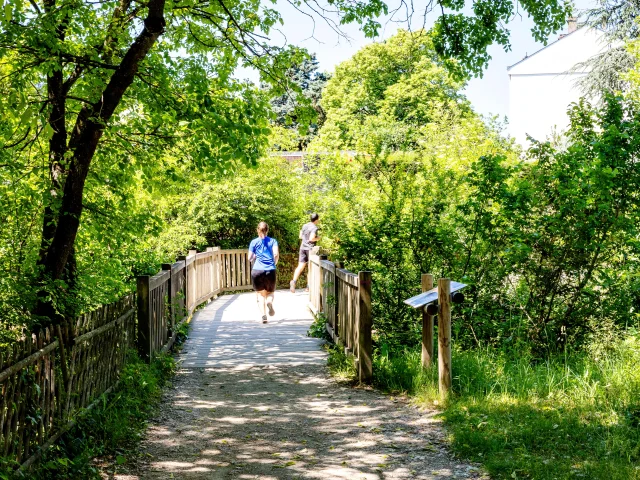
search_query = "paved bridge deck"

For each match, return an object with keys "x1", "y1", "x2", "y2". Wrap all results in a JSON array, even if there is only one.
[{"x1": 179, "y1": 290, "x2": 326, "y2": 368}]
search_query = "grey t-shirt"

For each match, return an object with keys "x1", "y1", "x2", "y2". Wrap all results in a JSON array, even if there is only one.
[{"x1": 300, "y1": 222, "x2": 319, "y2": 250}]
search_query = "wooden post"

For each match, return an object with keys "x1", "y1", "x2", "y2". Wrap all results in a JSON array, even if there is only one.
[
  {"x1": 319, "y1": 255, "x2": 328, "y2": 313},
  {"x1": 206, "y1": 247, "x2": 215, "y2": 299},
  {"x1": 357, "y1": 271, "x2": 373, "y2": 384},
  {"x1": 437, "y1": 278, "x2": 452, "y2": 396},
  {"x1": 136, "y1": 275, "x2": 152, "y2": 360},
  {"x1": 421, "y1": 274, "x2": 434, "y2": 368},
  {"x1": 162, "y1": 264, "x2": 173, "y2": 330},
  {"x1": 334, "y1": 264, "x2": 340, "y2": 340},
  {"x1": 188, "y1": 249, "x2": 197, "y2": 311}
]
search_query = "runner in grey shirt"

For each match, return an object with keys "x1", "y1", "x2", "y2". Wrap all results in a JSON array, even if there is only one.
[{"x1": 290, "y1": 213, "x2": 320, "y2": 292}]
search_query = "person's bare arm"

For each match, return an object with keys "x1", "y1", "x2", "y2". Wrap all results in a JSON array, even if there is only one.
[
  {"x1": 310, "y1": 228, "x2": 320, "y2": 243},
  {"x1": 248, "y1": 248, "x2": 256, "y2": 263},
  {"x1": 273, "y1": 245, "x2": 280, "y2": 265}
]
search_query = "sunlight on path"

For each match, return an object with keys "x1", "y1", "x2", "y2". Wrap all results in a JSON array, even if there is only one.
[{"x1": 180, "y1": 290, "x2": 326, "y2": 368}]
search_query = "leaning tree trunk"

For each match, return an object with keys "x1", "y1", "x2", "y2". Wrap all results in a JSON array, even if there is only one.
[{"x1": 34, "y1": 0, "x2": 167, "y2": 325}]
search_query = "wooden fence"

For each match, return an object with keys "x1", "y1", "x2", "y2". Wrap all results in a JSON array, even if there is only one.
[
  {"x1": 0, "y1": 295, "x2": 136, "y2": 469},
  {"x1": 308, "y1": 252, "x2": 372, "y2": 383},
  {"x1": 1, "y1": 246, "x2": 308, "y2": 469}
]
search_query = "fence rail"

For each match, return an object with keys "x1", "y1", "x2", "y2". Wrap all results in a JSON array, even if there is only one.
[{"x1": 308, "y1": 253, "x2": 372, "y2": 383}]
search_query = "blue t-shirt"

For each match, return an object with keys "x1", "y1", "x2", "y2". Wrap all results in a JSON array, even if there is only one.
[{"x1": 249, "y1": 236, "x2": 278, "y2": 271}]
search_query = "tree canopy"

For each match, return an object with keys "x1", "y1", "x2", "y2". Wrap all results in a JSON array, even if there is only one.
[
  {"x1": 313, "y1": 30, "x2": 472, "y2": 154},
  {"x1": 0, "y1": 0, "x2": 573, "y2": 324}
]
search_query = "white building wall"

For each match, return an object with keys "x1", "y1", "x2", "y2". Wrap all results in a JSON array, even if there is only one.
[
  {"x1": 508, "y1": 73, "x2": 588, "y2": 145},
  {"x1": 508, "y1": 28, "x2": 609, "y2": 147}
]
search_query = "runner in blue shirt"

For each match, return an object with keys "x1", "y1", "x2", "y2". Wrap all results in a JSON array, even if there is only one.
[{"x1": 248, "y1": 222, "x2": 279, "y2": 324}]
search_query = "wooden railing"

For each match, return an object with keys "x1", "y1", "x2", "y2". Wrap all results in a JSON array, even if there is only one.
[
  {"x1": 308, "y1": 252, "x2": 372, "y2": 383},
  {"x1": 2, "y1": 246, "x2": 307, "y2": 469},
  {"x1": 0, "y1": 296, "x2": 136, "y2": 469},
  {"x1": 137, "y1": 246, "x2": 254, "y2": 359}
]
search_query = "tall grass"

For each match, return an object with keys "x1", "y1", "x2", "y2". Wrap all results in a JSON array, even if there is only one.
[{"x1": 370, "y1": 332, "x2": 640, "y2": 479}]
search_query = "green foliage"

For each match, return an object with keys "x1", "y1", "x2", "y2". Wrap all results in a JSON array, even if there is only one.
[
  {"x1": 578, "y1": 1, "x2": 640, "y2": 97},
  {"x1": 150, "y1": 157, "x2": 305, "y2": 255},
  {"x1": 313, "y1": 30, "x2": 472, "y2": 154},
  {"x1": 431, "y1": 0, "x2": 571, "y2": 78},
  {"x1": 367, "y1": 331, "x2": 640, "y2": 479},
  {"x1": 307, "y1": 313, "x2": 331, "y2": 341},
  {"x1": 325, "y1": 344, "x2": 358, "y2": 382},
  {"x1": 311, "y1": 78, "x2": 640, "y2": 351},
  {"x1": 266, "y1": 55, "x2": 330, "y2": 151},
  {"x1": 15, "y1": 352, "x2": 176, "y2": 479}
]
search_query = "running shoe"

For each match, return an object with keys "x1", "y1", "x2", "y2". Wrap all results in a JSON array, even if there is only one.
[
  {"x1": 262, "y1": 315, "x2": 268, "y2": 324},
  {"x1": 267, "y1": 302, "x2": 275, "y2": 316}
]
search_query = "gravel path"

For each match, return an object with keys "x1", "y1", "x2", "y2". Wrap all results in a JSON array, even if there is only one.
[{"x1": 118, "y1": 292, "x2": 487, "y2": 479}]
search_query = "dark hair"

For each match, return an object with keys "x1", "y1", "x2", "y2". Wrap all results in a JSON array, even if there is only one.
[
  {"x1": 257, "y1": 221, "x2": 269, "y2": 235},
  {"x1": 310, "y1": 213, "x2": 319, "y2": 222}
]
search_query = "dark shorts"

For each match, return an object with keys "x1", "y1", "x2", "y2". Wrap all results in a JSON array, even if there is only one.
[
  {"x1": 252, "y1": 269, "x2": 276, "y2": 293},
  {"x1": 299, "y1": 249, "x2": 310, "y2": 264}
]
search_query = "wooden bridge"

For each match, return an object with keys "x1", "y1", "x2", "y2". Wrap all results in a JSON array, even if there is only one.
[
  {"x1": 138, "y1": 248, "x2": 372, "y2": 380},
  {"x1": 179, "y1": 290, "x2": 327, "y2": 368},
  {"x1": 0, "y1": 246, "x2": 373, "y2": 471}
]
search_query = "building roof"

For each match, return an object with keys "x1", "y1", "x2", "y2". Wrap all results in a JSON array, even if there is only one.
[
  {"x1": 507, "y1": 26, "x2": 608, "y2": 76},
  {"x1": 507, "y1": 28, "x2": 581, "y2": 72}
]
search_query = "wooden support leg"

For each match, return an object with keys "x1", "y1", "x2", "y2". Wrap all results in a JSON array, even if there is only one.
[
  {"x1": 421, "y1": 274, "x2": 434, "y2": 368},
  {"x1": 437, "y1": 278, "x2": 452, "y2": 397}
]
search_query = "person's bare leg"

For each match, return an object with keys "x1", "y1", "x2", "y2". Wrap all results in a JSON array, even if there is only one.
[
  {"x1": 266, "y1": 292, "x2": 275, "y2": 316},
  {"x1": 256, "y1": 292, "x2": 267, "y2": 322},
  {"x1": 290, "y1": 262, "x2": 307, "y2": 292}
]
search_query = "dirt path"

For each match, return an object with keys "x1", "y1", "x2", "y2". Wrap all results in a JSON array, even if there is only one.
[
  {"x1": 118, "y1": 292, "x2": 486, "y2": 479},
  {"x1": 127, "y1": 363, "x2": 485, "y2": 480}
]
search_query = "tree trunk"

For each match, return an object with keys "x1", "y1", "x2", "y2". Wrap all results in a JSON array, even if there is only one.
[{"x1": 35, "y1": 0, "x2": 167, "y2": 324}]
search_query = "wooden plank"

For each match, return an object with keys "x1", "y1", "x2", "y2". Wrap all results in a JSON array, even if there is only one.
[
  {"x1": 221, "y1": 248, "x2": 248, "y2": 254},
  {"x1": 149, "y1": 269, "x2": 170, "y2": 290},
  {"x1": 137, "y1": 276, "x2": 152, "y2": 359},
  {"x1": 171, "y1": 260, "x2": 185, "y2": 275},
  {"x1": 320, "y1": 259, "x2": 335, "y2": 273},
  {"x1": 223, "y1": 285, "x2": 254, "y2": 293},
  {"x1": 75, "y1": 309, "x2": 135, "y2": 344},
  {"x1": 336, "y1": 268, "x2": 359, "y2": 287},
  {"x1": 421, "y1": 274, "x2": 435, "y2": 369},
  {"x1": 0, "y1": 341, "x2": 59, "y2": 384},
  {"x1": 438, "y1": 278, "x2": 452, "y2": 397}
]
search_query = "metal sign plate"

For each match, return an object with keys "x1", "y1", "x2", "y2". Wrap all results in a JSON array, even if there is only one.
[{"x1": 404, "y1": 281, "x2": 467, "y2": 309}]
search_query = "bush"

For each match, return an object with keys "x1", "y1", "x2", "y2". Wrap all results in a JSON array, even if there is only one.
[{"x1": 369, "y1": 331, "x2": 640, "y2": 479}]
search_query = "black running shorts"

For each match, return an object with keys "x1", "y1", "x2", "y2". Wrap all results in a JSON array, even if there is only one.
[
  {"x1": 299, "y1": 249, "x2": 310, "y2": 264},
  {"x1": 252, "y1": 269, "x2": 276, "y2": 293}
]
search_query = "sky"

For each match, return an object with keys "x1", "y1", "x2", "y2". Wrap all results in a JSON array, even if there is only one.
[{"x1": 236, "y1": 0, "x2": 595, "y2": 119}]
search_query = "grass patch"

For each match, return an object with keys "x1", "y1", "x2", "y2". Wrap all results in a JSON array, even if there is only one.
[
  {"x1": 307, "y1": 312, "x2": 331, "y2": 342},
  {"x1": 325, "y1": 344, "x2": 357, "y2": 382},
  {"x1": 11, "y1": 351, "x2": 177, "y2": 479},
  {"x1": 348, "y1": 332, "x2": 640, "y2": 479}
]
